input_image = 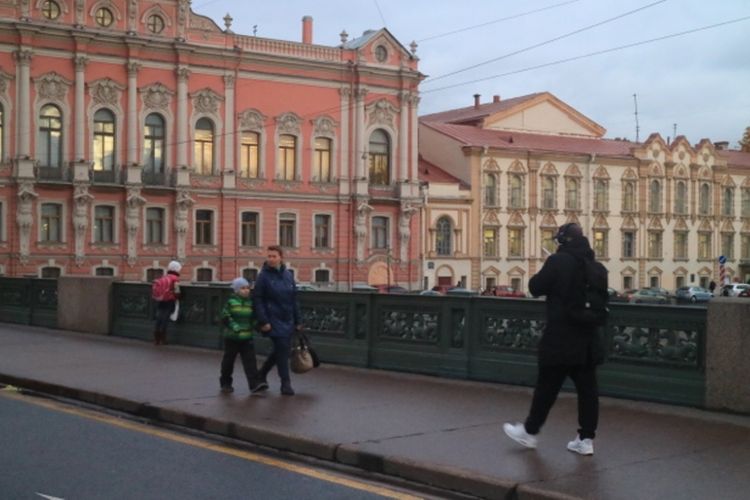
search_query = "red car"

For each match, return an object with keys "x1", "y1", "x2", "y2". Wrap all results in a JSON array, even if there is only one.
[{"x1": 485, "y1": 285, "x2": 526, "y2": 298}]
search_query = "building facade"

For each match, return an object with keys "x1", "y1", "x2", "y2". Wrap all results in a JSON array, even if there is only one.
[
  {"x1": 420, "y1": 92, "x2": 750, "y2": 293},
  {"x1": 0, "y1": 1, "x2": 424, "y2": 288}
]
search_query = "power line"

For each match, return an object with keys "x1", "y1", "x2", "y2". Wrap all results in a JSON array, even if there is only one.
[
  {"x1": 422, "y1": 15, "x2": 750, "y2": 94},
  {"x1": 418, "y1": 0, "x2": 580, "y2": 43},
  {"x1": 373, "y1": 0, "x2": 388, "y2": 27},
  {"x1": 424, "y1": 0, "x2": 666, "y2": 84}
]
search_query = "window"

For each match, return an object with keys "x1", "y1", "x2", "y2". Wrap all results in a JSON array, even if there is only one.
[
  {"x1": 511, "y1": 278, "x2": 522, "y2": 292},
  {"x1": 565, "y1": 178, "x2": 579, "y2": 210},
  {"x1": 368, "y1": 129, "x2": 390, "y2": 185},
  {"x1": 242, "y1": 268, "x2": 258, "y2": 282},
  {"x1": 240, "y1": 212, "x2": 259, "y2": 247},
  {"x1": 623, "y1": 181, "x2": 636, "y2": 212},
  {"x1": 314, "y1": 214, "x2": 331, "y2": 248},
  {"x1": 622, "y1": 231, "x2": 635, "y2": 258},
  {"x1": 194, "y1": 118, "x2": 214, "y2": 175},
  {"x1": 147, "y1": 14, "x2": 165, "y2": 34},
  {"x1": 623, "y1": 275, "x2": 633, "y2": 290},
  {"x1": 144, "y1": 113, "x2": 165, "y2": 174},
  {"x1": 195, "y1": 209, "x2": 213, "y2": 245},
  {"x1": 722, "y1": 233, "x2": 734, "y2": 260},
  {"x1": 484, "y1": 173, "x2": 497, "y2": 206},
  {"x1": 648, "y1": 231, "x2": 662, "y2": 259},
  {"x1": 372, "y1": 216, "x2": 388, "y2": 249},
  {"x1": 699, "y1": 232, "x2": 712, "y2": 260},
  {"x1": 742, "y1": 234, "x2": 750, "y2": 260},
  {"x1": 41, "y1": 266, "x2": 61, "y2": 278},
  {"x1": 95, "y1": 267, "x2": 114, "y2": 277},
  {"x1": 485, "y1": 277, "x2": 496, "y2": 290},
  {"x1": 94, "y1": 206, "x2": 114, "y2": 243},
  {"x1": 650, "y1": 276, "x2": 659, "y2": 288},
  {"x1": 277, "y1": 134, "x2": 296, "y2": 181},
  {"x1": 42, "y1": 0, "x2": 61, "y2": 19},
  {"x1": 723, "y1": 188, "x2": 734, "y2": 217},
  {"x1": 39, "y1": 104, "x2": 63, "y2": 168},
  {"x1": 541, "y1": 229, "x2": 556, "y2": 257},
  {"x1": 93, "y1": 108, "x2": 115, "y2": 171},
  {"x1": 313, "y1": 138, "x2": 332, "y2": 182},
  {"x1": 674, "y1": 232, "x2": 688, "y2": 259},
  {"x1": 483, "y1": 227, "x2": 498, "y2": 257},
  {"x1": 314, "y1": 269, "x2": 330, "y2": 284},
  {"x1": 593, "y1": 230, "x2": 607, "y2": 259},
  {"x1": 41, "y1": 203, "x2": 62, "y2": 242},
  {"x1": 541, "y1": 177, "x2": 555, "y2": 209},
  {"x1": 649, "y1": 180, "x2": 661, "y2": 213},
  {"x1": 196, "y1": 268, "x2": 213, "y2": 282},
  {"x1": 509, "y1": 175, "x2": 523, "y2": 209},
  {"x1": 95, "y1": 7, "x2": 114, "y2": 27},
  {"x1": 146, "y1": 207, "x2": 165, "y2": 244},
  {"x1": 435, "y1": 217, "x2": 452, "y2": 256},
  {"x1": 742, "y1": 188, "x2": 750, "y2": 217},
  {"x1": 593, "y1": 180, "x2": 607, "y2": 211},
  {"x1": 699, "y1": 183, "x2": 711, "y2": 215},
  {"x1": 675, "y1": 275, "x2": 686, "y2": 289},
  {"x1": 240, "y1": 131, "x2": 260, "y2": 178},
  {"x1": 146, "y1": 268, "x2": 164, "y2": 281},
  {"x1": 279, "y1": 212, "x2": 296, "y2": 247},
  {"x1": 508, "y1": 228, "x2": 523, "y2": 257},
  {"x1": 375, "y1": 45, "x2": 388, "y2": 62},
  {"x1": 674, "y1": 181, "x2": 687, "y2": 214}
]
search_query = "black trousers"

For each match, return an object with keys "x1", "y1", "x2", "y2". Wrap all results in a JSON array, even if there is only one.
[
  {"x1": 260, "y1": 336, "x2": 292, "y2": 384},
  {"x1": 220, "y1": 338, "x2": 259, "y2": 389},
  {"x1": 524, "y1": 363, "x2": 599, "y2": 440}
]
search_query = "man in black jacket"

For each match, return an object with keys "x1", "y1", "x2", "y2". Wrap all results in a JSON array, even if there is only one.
[{"x1": 503, "y1": 223, "x2": 605, "y2": 456}]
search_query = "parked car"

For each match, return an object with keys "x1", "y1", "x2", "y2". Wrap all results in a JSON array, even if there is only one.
[
  {"x1": 351, "y1": 284, "x2": 378, "y2": 293},
  {"x1": 739, "y1": 288, "x2": 750, "y2": 298},
  {"x1": 484, "y1": 285, "x2": 526, "y2": 298},
  {"x1": 607, "y1": 288, "x2": 628, "y2": 303},
  {"x1": 621, "y1": 289, "x2": 639, "y2": 302},
  {"x1": 650, "y1": 287, "x2": 672, "y2": 299},
  {"x1": 373, "y1": 285, "x2": 408, "y2": 294},
  {"x1": 629, "y1": 289, "x2": 669, "y2": 304},
  {"x1": 295, "y1": 283, "x2": 319, "y2": 292},
  {"x1": 445, "y1": 287, "x2": 479, "y2": 296},
  {"x1": 675, "y1": 286, "x2": 713, "y2": 303},
  {"x1": 419, "y1": 289, "x2": 443, "y2": 296},
  {"x1": 719, "y1": 283, "x2": 750, "y2": 297}
]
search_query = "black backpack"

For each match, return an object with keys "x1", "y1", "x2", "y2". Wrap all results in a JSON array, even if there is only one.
[{"x1": 567, "y1": 258, "x2": 610, "y2": 327}]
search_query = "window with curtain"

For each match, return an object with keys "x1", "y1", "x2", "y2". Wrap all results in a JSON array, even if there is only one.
[
  {"x1": 241, "y1": 212, "x2": 259, "y2": 247},
  {"x1": 368, "y1": 129, "x2": 390, "y2": 185},
  {"x1": 93, "y1": 108, "x2": 115, "y2": 171},
  {"x1": 240, "y1": 131, "x2": 260, "y2": 178},
  {"x1": 195, "y1": 209, "x2": 213, "y2": 245},
  {"x1": 742, "y1": 188, "x2": 750, "y2": 217},
  {"x1": 508, "y1": 228, "x2": 523, "y2": 257},
  {"x1": 723, "y1": 187, "x2": 734, "y2": 217},
  {"x1": 698, "y1": 232, "x2": 712, "y2": 259},
  {"x1": 94, "y1": 206, "x2": 114, "y2": 243},
  {"x1": 721, "y1": 233, "x2": 734, "y2": 259},
  {"x1": 648, "y1": 231, "x2": 662, "y2": 259},
  {"x1": 314, "y1": 214, "x2": 331, "y2": 248},
  {"x1": 593, "y1": 180, "x2": 607, "y2": 211},
  {"x1": 541, "y1": 229, "x2": 556, "y2": 257},
  {"x1": 542, "y1": 176, "x2": 555, "y2": 209},
  {"x1": 622, "y1": 231, "x2": 635, "y2": 258},
  {"x1": 146, "y1": 207, "x2": 165, "y2": 244},
  {"x1": 39, "y1": 104, "x2": 63, "y2": 168},
  {"x1": 277, "y1": 134, "x2": 296, "y2": 181},
  {"x1": 484, "y1": 173, "x2": 497, "y2": 206},
  {"x1": 674, "y1": 232, "x2": 688, "y2": 259},
  {"x1": 313, "y1": 137, "x2": 332, "y2": 182},
  {"x1": 372, "y1": 216, "x2": 388, "y2": 249},
  {"x1": 144, "y1": 113, "x2": 165, "y2": 174},
  {"x1": 699, "y1": 183, "x2": 711, "y2": 215},
  {"x1": 623, "y1": 181, "x2": 635, "y2": 212},
  {"x1": 194, "y1": 118, "x2": 214, "y2": 175},
  {"x1": 509, "y1": 175, "x2": 523, "y2": 209},
  {"x1": 674, "y1": 181, "x2": 687, "y2": 214},
  {"x1": 483, "y1": 227, "x2": 498, "y2": 257},
  {"x1": 41, "y1": 203, "x2": 62, "y2": 242},
  {"x1": 649, "y1": 180, "x2": 661, "y2": 213},
  {"x1": 435, "y1": 217, "x2": 452, "y2": 256},
  {"x1": 741, "y1": 234, "x2": 750, "y2": 259},
  {"x1": 279, "y1": 212, "x2": 296, "y2": 247},
  {"x1": 565, "y1": 178, "x2": 579, "y2": 210},
  {"x1": 593, "y1": 230, "x2": 608, "y2": 258}
]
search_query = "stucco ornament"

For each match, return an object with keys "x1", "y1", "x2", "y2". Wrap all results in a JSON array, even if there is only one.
[
  {"x1": 367, "y1": 99, "x2": 398, "y2": 128},
  {"x1": 141, "y1": 83, "x2": 173, "y2": 110},
  {"x1": 192, "y1": 89, "x2": 222, "y2": 115},
  {"x1": 126, "y1": 187, "x2": 147, "y2": 266},
  {"x1": 174, "y1": 189, "x2": 194, "y2": 260},
  {"x1": 90, "y1": 79, "x2": 124, "y2": 107},
  {"x1": 16, "y1": 181, "x2": 38, "y2": 265},
  {"x1": 36, "y1": 72, "x2": 72, "y2": 101},
  {"x1": 73, "y1": 184, "x2": 95, "y2": 267},
  {"x1": 127, "y1": 0, "x2": 138, "y2": 32},
  {"x1": 238, "y1": 109, "x2": 265, "y2": 131},
  {"x1": 313, "y1": 116, "x2": 336, "y2": 137},
  {"x1": 176, "y1": 0, "x2": 189, "y2": 39},
  {"x1": 75, "y1": 0, "x2": 85, "y2": 25},
  {"x1": 399, "y1": 203, "x2": 419, "y2": 261},
  {"x1": 276, "y1": 112, "x2": 301, "y2": 135},
  {"x1": 355, "y1": 201, "x2": 373, "y2": 262}
]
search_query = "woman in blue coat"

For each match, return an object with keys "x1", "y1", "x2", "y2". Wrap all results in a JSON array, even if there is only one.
[{"x1": 253, "y1": 245, "x2": 302, "y2": 395}]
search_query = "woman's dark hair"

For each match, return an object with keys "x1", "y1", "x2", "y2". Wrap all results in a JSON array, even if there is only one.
[{"x1": 267, "y1": 245, "x2": 284, "y2": 257}]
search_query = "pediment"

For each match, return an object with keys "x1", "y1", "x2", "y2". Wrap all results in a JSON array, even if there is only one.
[
  {"x1": 508, "y1": 266, "x2": 526, "y2": 276},
  {"x1": 742, "y1": 220, "x2": 750, "y2": 233},
  {"x1": 483, "y1": 211, "x2": 501, "y2": 225},
  {"x1": 673, "y1": 266, "x2": 688, "y2": 275},
  {"x1": 674, "y1": 217, "x2": 689, "y2": 231},
  {"x1": 540, "y1": 162, "x2": 558, "y2": 176},
  {"x1": 622, "y1": 168, "x2": 639, "y2": 180},
  {"x1": 698, "y1": 167, "x2": 712, "y2": 180},
  {"x1": 721, "y1": 220, "x2": 735, "y2": 233},
  {"x1": 507, "y1": 211, "x2": 526, "y2": 227},
  {"x1": 508, "y1": 160, "x2": 526, "y2": 174},
  {"x1": 649, "y1": 163, "x2": 663, "y2": 177},
  {"x1": 565, "y1": 213, "x2": 580, "y2": 226},
  {"x1": 698, "y1": 219, "x2": 713, "y2": 232},
  {"x1": 647, "y1": 266, "x2": 663, "y2": 275},
  {"x1": 593, "y1": 166, "x2": 610, "y2": 179},
  {"x1": 622, "y1": 216, "x2": 637, "y2": 229},
  {"x1": 648, "y1": 217, "x2": 663, "y2": 230},
  {"x1": 721, "y1": 175, "x2": 736, "y2": 187},
  {"x1": 593, "y1": 214, "x2": 609, "y2": 229},
  {"x1": 698, "y1": 266, "x2": 712, "y2": 276},
  {"x1": 742, "y1": 177, "x2": 750, "y2": 188},
  {"x1": 621, "y1": 266, "x2": 637, "y2": 275},
  {"x1": 540, "y1": 213, "x2": 558, "y2": 228},
  {"x1": 483, "y1": 159, "x2": 500, "y2": 171},
  {"x1": 482, "y1": 265, "x2": 501, "y2": 276},
  {"x1": 673, "y1": 165, "x2": 688, "y2": 178},
  {"x1": 345, "y1": 28, "x2": 416, "y2": 63},
  {"x1": 564, "y1": 164, "x2": 582, "y2": 177}
]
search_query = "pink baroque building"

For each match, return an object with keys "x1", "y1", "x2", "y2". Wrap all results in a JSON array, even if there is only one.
[{"x1": 0, "y1": 1, "x2": 424, "y2": 288}]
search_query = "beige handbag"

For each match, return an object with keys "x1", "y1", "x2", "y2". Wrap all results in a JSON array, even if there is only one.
[{"x1": 290, "y1": 332, "x2": 316, "y2": 374}]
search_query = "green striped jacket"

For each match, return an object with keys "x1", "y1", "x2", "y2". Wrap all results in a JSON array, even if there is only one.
[{"x1": 221, "y1": 295, "x2": 256, "y2": 340}]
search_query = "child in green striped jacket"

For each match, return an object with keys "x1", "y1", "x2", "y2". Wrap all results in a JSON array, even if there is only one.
[{"x1": 219, "y1": 278, "x2": 269, "y2": 394}]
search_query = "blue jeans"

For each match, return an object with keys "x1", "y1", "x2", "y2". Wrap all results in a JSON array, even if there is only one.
[
  {"x1": 154, "y1": 301, "x2": 175, "y2": 333},
  {"x1": 260, "y1": 336, "x2": 291, "y2": 384}
]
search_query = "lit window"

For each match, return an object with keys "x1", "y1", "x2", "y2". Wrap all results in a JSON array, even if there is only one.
[
  {"x1": 674, "y1": 232, "x2": 688, "y2": 259},
  {"x1": 93, "y1": 108, "x2": 115, "y2": 171},
  {"x1": 483, "y1": 227, "x2": 498, "y2": 257},
  {"x1": 313, "y1": 138, "x2": 332, "y2": 182},
  {"x1": 194, "y1": 118, "x2": 214, "y2": 175},
  {"x1": 95, "y1": 7, "x2": 114, "y2": 27},
  {"x1": 593, "y1": 230, "x2": 608, "y2": 259},
  {"x1": 698, "y1": 232, "x2": 712, "y2": 259},
  {"x1": 277, "y1": 134, "x2": 296, "y2": 181},
  {"x1": 240, "y1": 132, "x2": 260, "y2": 178},
  {"x1": 508, "y1": 228, "x2": 524, "y2": 257},
  {"x1": 144, "y1": 113, "x2": 165, "y2": 174},
  {"x1": 41, "y1": 203, "x2": 62, "y2": 242},
  {"x1": 648, "y1": 231, "x2": 662, "y2": 259},
  {"x1": 368, "y1": 130, "x2": 390, "y2": 185}
]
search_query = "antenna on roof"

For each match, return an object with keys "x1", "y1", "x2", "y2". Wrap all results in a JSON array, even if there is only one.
[
  {"x1": 633, "y1": 93, "x2": 640, "y2": 143},
  {"x1": 673, "y1": 123, "x2": 677, "y2": 139}
]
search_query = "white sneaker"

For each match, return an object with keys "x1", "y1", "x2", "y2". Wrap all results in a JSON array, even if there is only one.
[
  {"x1": 567, "y1": 435, "x2": 594, "y2": 455},
  {"x1": 503, "y1": 422, "x2": 537, "y2": 448}
]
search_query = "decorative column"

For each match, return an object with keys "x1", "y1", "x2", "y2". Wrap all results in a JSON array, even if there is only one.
[
  {"x1": 73, "y1": 55, "x2": 88, "y2": 162},
  {"x1": 174, "y1": 189, "x2": 194, "y2": 260},
  {"x1": 354, "y1": 88, "x2": 368, "y2": 193},
  {"x1": 176, "y1": 66, "x2": 190, "y2": 177},
  {"x1": 409, "y1": 93, "x2": 420, "y2": 183},
  {"x1": 223, "y1": 74, "x2": 235, "y2": 189},
  {"x1": 338, "y1": 87, "x2": 351, "y2": 192},
  {"x1": 14, "y1": 49, "x2": 33, "y2": 177},
  {"x1": 127, "y1": 61, "x2": 140, "y2": 166},
  {"x1": 73, "y1": 183, "x2": 95, "y2": 267},
  {"x1": 16, "y1": 181, "x2": 38, "y2": 265},
  {"x1": 354, "y1": 201, "x2": 372, "y2": 262},
  {"x1": 126, "y1": 187, "x2": 146, "y2": 266},
  {"x1": 398, "y1": 91, "x2": 409, "y2": 183},
  {"x1": 399, "y1": 202, "x2": 418, "y2": 262}
]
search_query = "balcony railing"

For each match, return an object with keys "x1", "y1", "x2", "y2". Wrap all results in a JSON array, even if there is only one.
[{"x1": 36, "y1": 166, "x2": 67, "y2": 181}]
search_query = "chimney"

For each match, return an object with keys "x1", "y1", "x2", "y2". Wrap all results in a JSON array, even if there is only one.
[
  {"x1": 493, "y1": 95, "x2": 501, "y2": 103},
  {"x1": 714, "y1": 141, "x2": 729, "y2": 150},
  {"x1": 302, "y1": 16, "x2": 313, "y2": 44},
  {"x1": 473, "y1": 94, "x2": 480, "y2": 109}
]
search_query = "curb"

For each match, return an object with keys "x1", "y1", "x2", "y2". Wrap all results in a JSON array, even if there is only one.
[{"x1": 0, "y1": 373, "x2": 569, "y2": 500}]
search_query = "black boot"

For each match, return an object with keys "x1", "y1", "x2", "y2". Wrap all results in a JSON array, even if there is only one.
[{"x1": 281, "y1": 381, "x2": 295, "y2": 396}]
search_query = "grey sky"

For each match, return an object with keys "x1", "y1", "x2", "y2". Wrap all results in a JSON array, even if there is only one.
[{"x1": 195, "y1": 0, "x2": 750, "y2": 147}]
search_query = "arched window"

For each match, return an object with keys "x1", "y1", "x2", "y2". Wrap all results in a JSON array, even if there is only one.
[
  {"x1": 623, "y1": 181, "x2": 636, "y2": 212},
  {"x1": 484, "y1": 173, "x2": 497, "y2": 206},
  {"x1": 194, "y1": 118, "x2": 214, "y2": 175},
  {"x1": 565, "y1": 178, "x2": 579, "y2": 210},
  {"x1": 649, "y1": 180, "x2": 661, "y2": 213},
  {"x1": 313, "y1": 137, "x2": 332, "y2": 182},
  {"x1": 542, "y1": 176, "x2": 555, "y2": 209},
  {"x1": 435, "y1": 217, "x2": 452, "y2": 256},
  {"x1": 593, "y1": 179, "x2": 607, "y2": 211},
  {"x1": 674, "y1": 181, "x2": 687, "y2": 214},
  {"x1": 144, "y1": 113, "x2": 165, "y2": 174},
  {"x1": 240, "y1": 131, "x2": 260, "y2": 178},
  {"x1": 93, "y1": 108, "x2": 115, "y2": 171},
  {"x1": 509, "y1": 174, "x2": 523, "y2": 208},
  {"x1": 699, "y1": 183, "x2": 711, "y2": 215},
  {"x1": 723, "y1": 187, "x2": 734, "y2": 216},
  {"x1": 368, "y1": 129, "x2": 390, "y2": 185},
  {"x1": 39, "y1": 104, "x2": 63, "y2": 168}
]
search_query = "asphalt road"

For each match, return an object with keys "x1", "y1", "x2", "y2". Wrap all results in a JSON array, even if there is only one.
[{"x1": 0, "y1": 390, "x2": 423, "y2": 500}]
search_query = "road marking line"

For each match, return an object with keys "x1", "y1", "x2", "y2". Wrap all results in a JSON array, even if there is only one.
[{"x1": 0, "y1": 391, "x2": 422, "y2": 500}]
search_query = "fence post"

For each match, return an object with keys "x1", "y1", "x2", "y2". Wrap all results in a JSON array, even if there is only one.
[{"x1": 57, "y1": 276, "x2": 114, "y2": 335}]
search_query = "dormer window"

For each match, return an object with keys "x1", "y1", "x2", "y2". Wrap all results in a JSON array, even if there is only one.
[
  {"x1": 375, "y1": 45, "x2": 388, "y2": 63},
  {"x1": 95, "y1": 7, "x2": 114, "y2": 27},
  {"x1": 147, "y1": 14, "x2": 165, "y2": 34},
  {"x1": 41, "y1": 0, "x2": 61, "y2": 20}
]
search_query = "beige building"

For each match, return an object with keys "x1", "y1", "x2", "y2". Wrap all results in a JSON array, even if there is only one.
[{"x1": 420, "y1": 92, "x2": 750, "y2": 293}]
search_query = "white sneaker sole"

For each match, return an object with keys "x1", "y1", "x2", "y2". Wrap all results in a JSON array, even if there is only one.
[
  {"x1": 503, "y1": 424, "x2": 537, "y2": 448},
  {"x1": 567, "y1": 444, "x2": 594, "y2": 456}
]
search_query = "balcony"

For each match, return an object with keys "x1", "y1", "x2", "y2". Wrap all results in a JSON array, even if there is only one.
[
  {"x1": 142, "y1": 170, "x2": 167, "y2": 187},
  {"x1": 36, "y1": 166, "x2": 68, "y2": 182}
]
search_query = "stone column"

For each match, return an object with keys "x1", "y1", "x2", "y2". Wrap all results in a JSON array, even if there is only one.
[
  {"x1": 398, "y1": 91, "x2": 409, "y2": 183},
  {"x1": 74, "y1": 56, "x2": 88, "y2": 161},
  {"x1": 127, "y1": 61, "x2": 140, "y2": 166},
  {"x1": 338, "y1": 87, "x2": 350, "y2": 183},
  {"x1": 354, "y1": 88, "x2": 367, "y2": 179},
  {"x1": 126, "y1": 186, "x2": 146, "y2": 266},
  {"x1": 409, "y1": 93, "x2": 420, "y2": 182},
  {"x1": 16, "y1": 180, "x2": 38, "y2": 265},
  {"x1": 223, "y1": 74, "x2": 235, "y2": 189},
  {"x1": 176, "y1": 66, "x2": 190, "y2": 170},
  {"x1": 73, "y1": 183, "x2": 94, "y2": 267},
  {"x1": 15, "y1": 50, "x2": 32, "y2": 158},
  {"x1": 174, "y1": 189, "x2": 194, "y2": 260},
  {"x1": 706, "y1": 297, "x2": 750, "y2": 413}
]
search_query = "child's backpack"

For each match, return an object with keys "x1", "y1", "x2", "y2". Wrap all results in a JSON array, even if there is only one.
[
  {"x1": 151, "y1": 275, "x2": 172, "y2": 302},
  {"x1": 567, "y1": 258, "x2": 609, "y2": 327}
]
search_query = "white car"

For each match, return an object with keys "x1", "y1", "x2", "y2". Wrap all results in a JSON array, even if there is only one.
[{"x1": 719, "y1": 283, "x2": 750, "y2": 297}]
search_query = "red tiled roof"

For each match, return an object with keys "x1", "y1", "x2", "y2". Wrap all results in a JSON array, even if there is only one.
[
  {"x1": 422, "y1": 122, "x2": 636, "y2": 158},
  {"x1": 420, "y1": 93, "x2": 543, "y2": 124},
  {"x1": 418, "y1": 157, "x2": 470, "y2": 189},
  {"x1": 720, "y1": 149, "x2": 750, "y2": 169}
]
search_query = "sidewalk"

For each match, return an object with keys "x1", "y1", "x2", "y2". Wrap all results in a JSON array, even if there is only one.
[{"x1": 2, "y1": 324, "x2": 749, "y2": 500}]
